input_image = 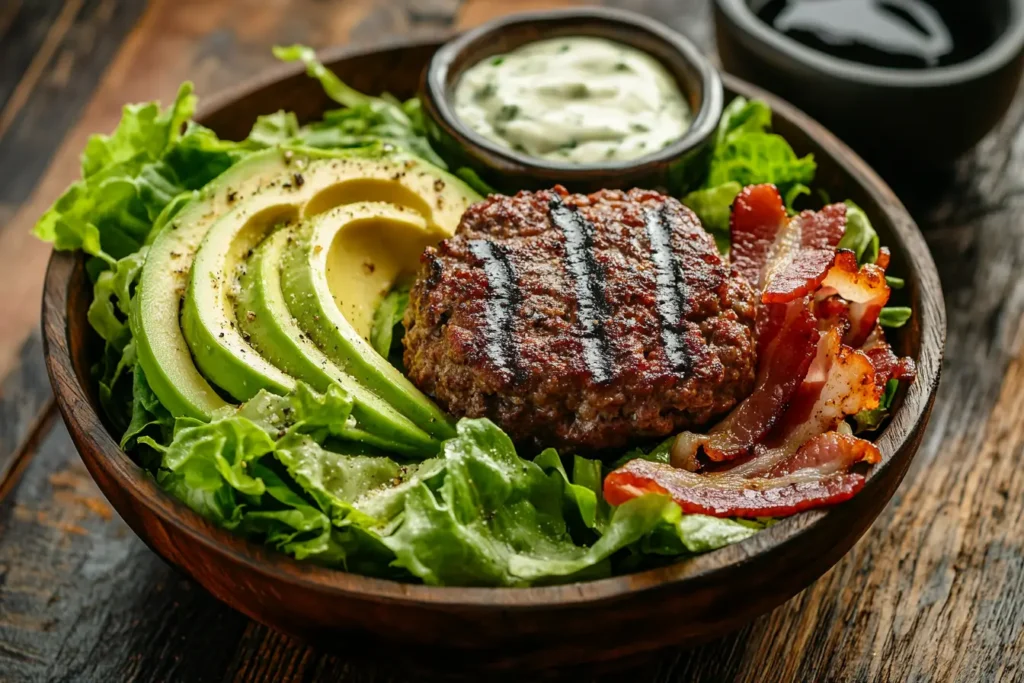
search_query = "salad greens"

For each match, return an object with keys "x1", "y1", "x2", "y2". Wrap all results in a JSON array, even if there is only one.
[
  {"x1": 681, "y1": 97, "x2": 816, "y2": 238},
  {"x1": 370, "y1": 283, "x2": 411, "y2": 369},
  {"x1": 32, "y1": 46, "x2": 904, "y2": 587}
]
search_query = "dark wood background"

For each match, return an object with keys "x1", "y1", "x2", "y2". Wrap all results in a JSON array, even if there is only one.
[{"x1": 1, "y1": 1, "x2": 1022, "y2": 681}]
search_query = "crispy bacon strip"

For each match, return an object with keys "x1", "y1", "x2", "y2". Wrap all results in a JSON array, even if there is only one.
[
  {"x1": 762, "y1": 249, "x2": 837, "y2": 304},
  {"x1": 608, "y1": 328, "x2": 883, "y2": 517},
  {"x1": 728, "y1": 327, "x2": 881, "y2": 477},
  {"x1": 613, "y1": 188, "x2": 906, "y2": 519},
  {"x1": 671, "y1": 299, "x2": 819, "y2": 469},
  {"x1": 730, "y1": 184, "x2": 788, "y2": 288},
  {"x1": 795, "y1": 203, "x2": 847, "y2": 249},
  {"x1": 876, "y1": 247, "x2": 891, "y2": 270},
  {"x1": 731, "y1": 185, "x2": 848, "y2": 303},
  {"x1": 604, "y1": 433, "x2": 879, "y2": 517},
  {"x1": 673, "y1": 192, "x2": 852, "y2": 469},
  {"x1": 862, "y1": 326, "x2": 916, "y2": 391},
  {"x1": 818, "y1": 251, "x2": 890, "y2": 347}
]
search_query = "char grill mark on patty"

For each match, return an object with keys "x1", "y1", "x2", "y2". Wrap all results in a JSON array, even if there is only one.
[
  {"x1": 645, "y1": 203, "x2": 693, "y2": 376},
  {"x1": 403, "y1": 187, "x2": 759, "y2": 453},
  {"x1": 467, "y1": 239, "x2": 521, "y2": 382},
  {"x1": 548, "y1": 195, "x2": 614, "y2": 384}
]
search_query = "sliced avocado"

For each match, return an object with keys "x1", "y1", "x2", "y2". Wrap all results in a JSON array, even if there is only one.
[
  {"x1": 180, "y1": 153, "x2": 478, "y2": 403},
  {"x1": 136, "y1": 148, "x2": 478, "y2": 420},
  {"x1": 236, "y1": 228, "x2": 438, "y2": 456},
  {"x1": 182, "y1": 185, "x2": 301, "y2": 402},
  {"x1": 281, "y1": 202, "x2": 456, "y2": 440},
  {"x1": 133, "y1": 148, "x2": 331, "y2": 419}
]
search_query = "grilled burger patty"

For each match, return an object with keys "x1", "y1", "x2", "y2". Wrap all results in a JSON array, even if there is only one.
[{"x1": 402, "y1": 187, "x2": 759, "y2": 452}]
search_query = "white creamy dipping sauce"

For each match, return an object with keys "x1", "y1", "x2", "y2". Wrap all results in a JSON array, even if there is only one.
[{"x1": 453, "y1": 36, "x2": 692, "y2": 165}]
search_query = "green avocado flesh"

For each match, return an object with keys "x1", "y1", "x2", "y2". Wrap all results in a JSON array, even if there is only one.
[
  {"x1": 235, "y1": 228, "x2": 438, "y2": 456},
  {"x1": 281, "y1": 201, "x2": 456, "y2": 440},
  {"x1": 133, "y1": 148, "x2": 319, "y2": 419},
  {"x1": 135, "y1": 146, "x2": 479, "y2": 450}
]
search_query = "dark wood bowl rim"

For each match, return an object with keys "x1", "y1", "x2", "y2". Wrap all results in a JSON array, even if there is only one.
[
  {"x1": 715, "y1": 0, "x2": 1024, "y2": 87},
  {"x1": 42, "y1": 36, "x2": 945, "y2": 610},
  {"x1": 423, "y1": 7, "x2": 723, "y2": 174}
]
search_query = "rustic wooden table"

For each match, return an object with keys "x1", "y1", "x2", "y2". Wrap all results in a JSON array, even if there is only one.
[{"x1": 0, "y1": 1, "x2": 1022, "y2": 681}]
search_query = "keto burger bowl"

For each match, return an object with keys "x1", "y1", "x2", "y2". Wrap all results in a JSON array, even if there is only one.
[{"x1": 39, "y1": 10, "x2": 942, "y2": 674}]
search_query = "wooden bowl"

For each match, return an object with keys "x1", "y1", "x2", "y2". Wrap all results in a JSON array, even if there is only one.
[
  {"x1": 420, "y1": 7, "x2": 723, "y2": 193},
  {"x1": 41, "y1": 36, "x2": 945, "y2": 674}
]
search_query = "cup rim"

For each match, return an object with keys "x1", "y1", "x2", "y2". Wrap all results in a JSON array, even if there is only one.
[
  {"x1": 715, "y1": 0, "x2": 1024, "y2": 88},
  {"x1": 423, "y1": 7, "x2": 724, "y2": 174}
]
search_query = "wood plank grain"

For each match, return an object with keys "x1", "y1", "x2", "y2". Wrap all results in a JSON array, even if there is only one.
[
  {"x1": 601, "y1": 0, "x2": 715, "y2": 51},
  {"x1": 0, "y1": 334, "x2": 52, "y2": 476},
  {"x1": 0, "y1": 0, "x2": 148, "y2": 387},
  {"x1": 0, "y1": 422, "x2": 251, "y2": 683},
  {"x1": 457, "y1": 0, "x2": 584, "y2": 28},
  {"x1": 0, "y1": 0, "x2": 66, "y2": 119}
]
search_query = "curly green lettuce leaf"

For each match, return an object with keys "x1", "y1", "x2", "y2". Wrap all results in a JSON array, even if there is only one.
[
  {"x1": 534, "y1": 449, "x2": 599, "y2": 532},
  {"x1": 87, "y1": 249, "x2": 147, "y2": 343},
  {"x1": 88, "y1": 250, "x2": 149, "y2": 431},
  {"x1": 120, "y1": 363, "x2": 173, "y2": 460},
  {"x1": 704, "y1": 97, "x2": 816, "y2": 199},
  {"x1": 142, "y1": 388, "x2": 770, "y2": 585},
  {"x1": 147, "y1": 415, "x2": 274, "y2": 527},
  {"x1": 237, "y1": 482, "x2": 345, "y2": 564},
  {"x1": 272, "y1": 45, "x2": 447, "y2": 168},
  {"x1": 610, "y1": 436, "x2": 674, "y2": 470},
  {"x1": 681, "y1": 181, "x2": 741, "y2": 246},
  {"x1": 381, "y1": 419, "x2": 590, "y2": 586},
  {"x1": 715, "y1": 97, "x2": 773, "y2": 146},
  {"x1": 273, "y1": 45, "x2": 382, "y2": 111},
  {"x1": 146, "y1": 383, "x2": 408, "y2": 546},
  {"x1": 247, "y1": 111, "x2": 301, "y2": 146},
  {"x1": 370, "y1": 284, "x2": 410, "y2": 365},
  {"x1": 236, "y1": 382, "x2": 355, "y2": 438},
  {"x1": 379, "y1": 420, "x2": 766, "y2": 586},
  {"x1": 879, "y1": 306, "x2": 912, "y2": 328},
  {"x1": 680, "y1": 97, "x2": 816, "y2": 247},
  {"x1": 707, "y1": 133, "x2": 816, "y2": 196},
  {"x1": 637, "y1": 512, "x2": 765, "y2": 557},
  {"x1": 92, "y1": 332, "x2": 135, "y2": 435},
  {"x1": 837, "y1": 200, "x2": 880, "y2": 264},
  {"x1": 33, "y1": 83, "x2": 253, "y2": 261},
  {"x1": 274, "y1": 432, "x2": 401, "y2": 523},
  {"x1": 784, "y1": 183, "x2": 812, "y2": 211}
]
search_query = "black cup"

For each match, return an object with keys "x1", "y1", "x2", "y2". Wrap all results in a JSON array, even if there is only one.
[{"x1": 715, "y1": 0, "x2": 1024, "y2": 166}]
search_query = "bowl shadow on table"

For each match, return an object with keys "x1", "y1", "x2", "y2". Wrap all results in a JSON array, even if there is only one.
[{"x1": 304, "y1": 622, "x2": 767, "y2": 681}]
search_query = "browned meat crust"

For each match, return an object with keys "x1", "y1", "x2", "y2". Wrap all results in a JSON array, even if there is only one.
[{"x1": 402, "y1": 186, "x2": 758, "y2": 452}]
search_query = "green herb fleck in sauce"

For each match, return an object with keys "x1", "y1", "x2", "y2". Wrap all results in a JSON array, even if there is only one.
[{"x1": 453, "y1": 36, "x2": 691, "y2": 164}]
